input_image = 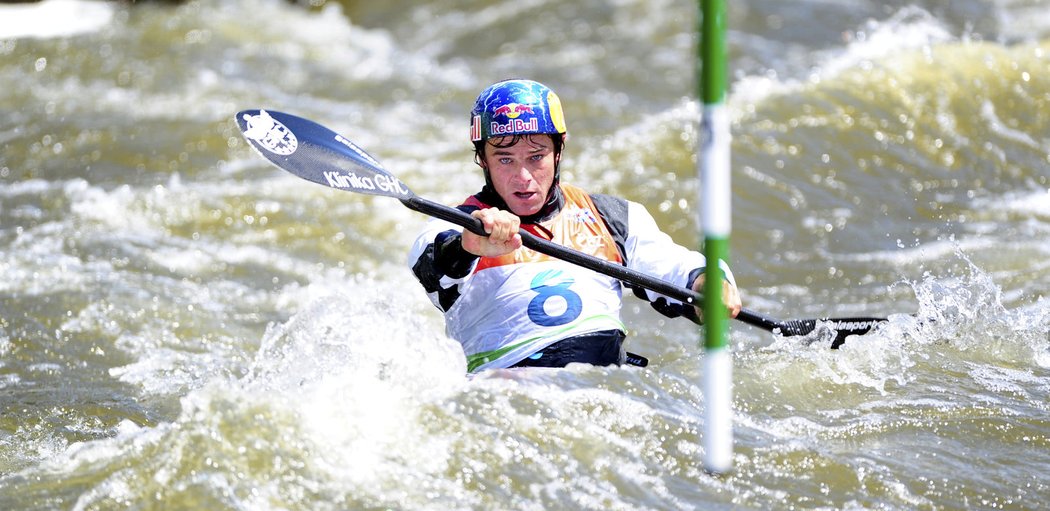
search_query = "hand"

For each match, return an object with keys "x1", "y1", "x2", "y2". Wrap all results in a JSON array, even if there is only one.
[
  {"x1": 462, "y1": 208, "x2": 523, "y2": 257},
  {"x1": 692, "y1": 275, "x2": 742, "y2": 321}
]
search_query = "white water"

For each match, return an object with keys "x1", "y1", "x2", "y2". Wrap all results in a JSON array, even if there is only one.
[{"x1": 2, "y1": 0, "x2": 1049, "y2": 509}]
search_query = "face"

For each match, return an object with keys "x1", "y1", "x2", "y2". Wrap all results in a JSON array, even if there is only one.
[{"x1": 481, "y1": 135, "x2": 558, "y2": 217}]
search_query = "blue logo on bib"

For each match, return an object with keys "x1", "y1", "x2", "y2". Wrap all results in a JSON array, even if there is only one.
[{"x1": 527, "y1": 270, "x2": 583, "y2": 327}]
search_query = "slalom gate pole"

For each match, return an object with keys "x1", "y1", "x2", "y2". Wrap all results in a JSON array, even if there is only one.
[{"x1": 699, "y1": 0, "x2": 732, "y2": 474}]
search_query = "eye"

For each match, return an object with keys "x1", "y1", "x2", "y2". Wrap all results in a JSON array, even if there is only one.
[{"x1": 498, "y1": 157, "x2": 513, "y2": 164}]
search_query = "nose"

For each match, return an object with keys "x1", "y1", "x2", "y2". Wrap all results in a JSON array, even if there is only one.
[{"x1": 510, "y1": 165, "x2": 532, "y2": 185}]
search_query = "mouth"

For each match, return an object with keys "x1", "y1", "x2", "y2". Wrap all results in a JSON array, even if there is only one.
[{"x1": 513, "y1": 191, "x2": 537, "y2": 201}]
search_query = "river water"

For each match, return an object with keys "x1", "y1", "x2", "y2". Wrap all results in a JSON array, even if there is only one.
[{"x1": 1, "y1": 0, "x2": 1048, "y2": 509}]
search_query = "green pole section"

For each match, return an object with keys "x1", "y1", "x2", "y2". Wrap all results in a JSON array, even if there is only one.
[
  {"x1": 700, "y1": 0, "x2": 727, "y2": 105},
  {"x1": 699, "y1": 0, "x2": 732, "y2": 474}
]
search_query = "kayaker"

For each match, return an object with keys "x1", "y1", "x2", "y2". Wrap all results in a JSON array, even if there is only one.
[{"x1": 408, "y1": 79, "x2": 742, "y2": 372}]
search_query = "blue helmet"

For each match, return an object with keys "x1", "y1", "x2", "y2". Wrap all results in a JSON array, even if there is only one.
[{"x1": 470, "y1": 79, "x2": 567, "y2": 142}]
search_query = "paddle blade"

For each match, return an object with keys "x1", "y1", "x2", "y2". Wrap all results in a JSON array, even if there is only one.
[
  {"x1": 778, "y1": 317, "x2": 888, "y2": 348},
  {"x1": 235, "y1": 109, "x2": 414, "y2": 200}
]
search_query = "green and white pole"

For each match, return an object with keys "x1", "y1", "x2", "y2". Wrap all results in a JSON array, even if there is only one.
[{"x1": 699, "y1": 0, "x2": 732, "y2": 474}]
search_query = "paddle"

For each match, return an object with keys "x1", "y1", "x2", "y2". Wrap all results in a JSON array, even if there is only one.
[{"x1": 235, "y1": 109, "x2": 888, "y2": 354}]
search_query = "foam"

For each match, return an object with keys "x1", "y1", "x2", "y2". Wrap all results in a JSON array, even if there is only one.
[
  {"x1": 0, "y1": 0, "x2": 114, "y2": 40},
  {"x1": 731, "y1": 6, "x2": 954, "y2": 108},
  {"x1": 993, "y1": 189, "x2": 1050, "y2": 219}
]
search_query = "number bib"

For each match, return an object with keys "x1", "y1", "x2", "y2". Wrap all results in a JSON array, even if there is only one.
[
  {"x1": 448, "y1": 185, "x2": 626, "y2": 372},
  {"x1": 447, "y1": 260, "x2": 625, "y2": 372}
]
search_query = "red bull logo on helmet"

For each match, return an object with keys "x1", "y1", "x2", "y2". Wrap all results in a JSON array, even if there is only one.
[
  {"x1": 492, "y1": 103, "x2": 534, "y2": 119},
  {"x1": 489, "y1": 102, "x2": 539, "y2": 137},
  {"x1": 489, "y1": 117, "x2": 539, "y2": 137}
]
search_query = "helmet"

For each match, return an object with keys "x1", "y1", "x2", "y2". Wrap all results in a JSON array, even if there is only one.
[{"x1": 470, "y1": 79, "x2": 567, "y2": 142}]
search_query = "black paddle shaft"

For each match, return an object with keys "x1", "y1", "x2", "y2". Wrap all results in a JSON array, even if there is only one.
[{"x1": 401, "y1": 196, "x2": 886, "y2": 346}]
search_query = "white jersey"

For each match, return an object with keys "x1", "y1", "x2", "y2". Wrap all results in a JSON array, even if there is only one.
[{"x1": 407, "y1": 184, "x2": 734, "y2": 372}]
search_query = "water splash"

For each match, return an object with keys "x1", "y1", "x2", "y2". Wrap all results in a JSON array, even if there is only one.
[
  {"x1": 906, "y1": 251, "x2": 1048, "y2": 356},
  {"x1": 739, "y1": 247, "x2": 1049, "y2": 399}
]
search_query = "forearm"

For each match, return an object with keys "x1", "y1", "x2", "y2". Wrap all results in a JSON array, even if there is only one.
[
  {"x1": 433, "y1": 230, "x2": 478, "y2": 278},
  {"x1": 410, "y1": 229, "x2": 478, "y2": 291}
]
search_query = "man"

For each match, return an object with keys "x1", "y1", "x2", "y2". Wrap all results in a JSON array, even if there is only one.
[{"x1": 409, "y1": 79, "x2": 741, "y2": 372}]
